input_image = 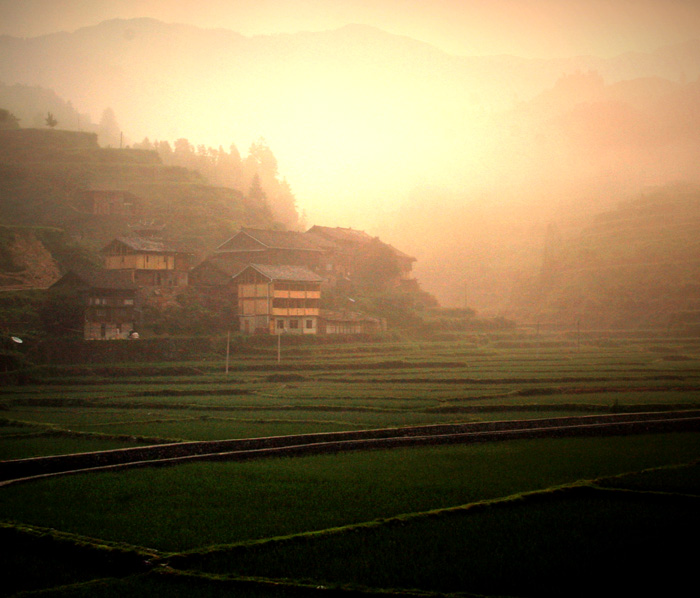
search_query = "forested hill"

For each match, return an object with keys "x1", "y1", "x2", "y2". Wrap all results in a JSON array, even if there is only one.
[
  {"x1": 508, "y1": 183, "x2": 700, "y2": 332},
  {"x1": 0, "y1": 127, "x2": 278, "y2": 271}
]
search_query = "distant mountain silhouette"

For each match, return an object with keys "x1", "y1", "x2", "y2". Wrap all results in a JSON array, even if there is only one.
[{"x1": 0, "y1": 19, "x2": 697, "y2": 145}]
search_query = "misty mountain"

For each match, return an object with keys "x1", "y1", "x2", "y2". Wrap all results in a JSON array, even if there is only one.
[
  {"x1": 0, "y1": 19, "x2": 696, "y2": 129},
  {"x1": 1, "y1": 19, "x2": 697, "y2": 209},
  {"x1": 509, "y1": 182, "x2": 700, "y2": 331},
  {"x1": 1, "y1": 19, "x2": 699, "y2": 315}
]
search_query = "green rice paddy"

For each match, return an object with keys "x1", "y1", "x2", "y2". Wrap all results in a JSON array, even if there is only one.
[{"x1": 1, "y1": 332, "x2": 699, "y2": 596}]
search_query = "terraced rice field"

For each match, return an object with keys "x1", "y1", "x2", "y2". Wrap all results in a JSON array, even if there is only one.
[{"x1": 1, "y1": 332, "x2": 699, "y2": 596}]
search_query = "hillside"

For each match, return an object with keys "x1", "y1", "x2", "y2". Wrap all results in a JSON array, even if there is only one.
[
  {"x1": 507, "y1": 183, "x2": 700, "y2": 331},
  {"x1": 2, "y1": 19, "x2": 698, "y2": 229},
  {"x1": 0, "y1": 128, "x2": 276, "y2": 284},
  {"x1": 379, "y1": 71, "x2": 700, "y2": 313}
]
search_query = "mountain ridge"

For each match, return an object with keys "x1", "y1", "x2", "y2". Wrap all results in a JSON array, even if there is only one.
[{"x1": 1, "y1": 18, "x2": 699, "y2": 312}]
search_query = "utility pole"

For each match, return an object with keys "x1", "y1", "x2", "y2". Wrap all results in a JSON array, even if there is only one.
[{"x1": 225, "y1": 331, "x2": 230, "y2": 374}]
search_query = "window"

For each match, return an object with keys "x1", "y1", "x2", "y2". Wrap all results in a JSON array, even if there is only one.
[
  {"x1": 277, "y1": 319, "x2": 285, "y2": 330},
  {"x1": 289, "y1": 319, "x2": 299, "y2": 329},
  {"x1": 306, "y1": 319, "x2": 314, "y2": 329}
]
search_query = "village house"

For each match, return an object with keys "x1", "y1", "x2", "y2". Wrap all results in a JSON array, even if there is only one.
[
  {"x1": 101, "y1": 235, "x2": 191, "y2": 288},
  {"x1": 214, "y1": 227, "x2": 330, "y2": 273},
  {"x1": 49, "y1": 268, "x2": 138, "y2": 340},
  {"x1": 232, "y1": 263, "x2": 324, "y2": 335},
  {"x1": 75, "y1": 189, "x2": 142, "y2": 217},
  {"x1": 190, "y1": 225, "x2": 418, "y2": 336},
  {"x1": 305, "y1": 225, "x2": 416, "y2": 282},
  {"x1": 188, "y1": 255, "x2": 248, "y2": 290},
  {"x1": 318, "y1": 309, "x2": 385, "y2": 335}
]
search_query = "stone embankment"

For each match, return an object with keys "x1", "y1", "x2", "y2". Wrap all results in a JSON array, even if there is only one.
[{"x1": 2, "y1": 410, "x2": 699, "y2": 486}]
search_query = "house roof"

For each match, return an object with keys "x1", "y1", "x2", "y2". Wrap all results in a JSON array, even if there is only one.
[
  {"x1": 306, "y1": 226, "x2": 374, "y2": 245},
  {"x1": 51, "y1": 267, "x2": 136, "y2": 291},
  {"x1": 81, "y1": 189, "x2": 140, "y2": 200},
  {"x1": 303, "y1": 230, "x2": 343, "y2": 251},
  {"x1": 102, "y1": 236, "x2": 191, "y2": 255},
  {"x1": 192, "y1": 255, "x2": 250, "y2": 278},
  {"x1": 319, "y1": 309, "x2": 381, "y2": 323},
  {"x1": 217, "y1": 228, "x2": 325, "y2": 253},
  {"x1": 307, "y1": 226, "x2": 415, "y2": 261},
  {"x1": 384, "y1": 243, "x2": 416, "y2": 262},
  {"x1": 231, "y1": 263, "x2": 325, "y2": 283}
]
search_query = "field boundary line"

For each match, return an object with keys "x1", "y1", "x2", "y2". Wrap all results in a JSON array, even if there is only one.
[
  {"x1": 168, "y1": 459, "x2": 700, "y2": 563},
  {"x1": 0, "y1": 520, "x2": 163, "y2": 559},
  {"x1": 164, "y1": 482, "x2": 602, "y2": 561},
  {"x1": 2, "y1": 411, "x2": 699, "y2": 486}
]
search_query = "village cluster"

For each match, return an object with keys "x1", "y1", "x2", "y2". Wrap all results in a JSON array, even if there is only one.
[{"x1": 53, "y1": 190, "x2": 416, "y2": 340}]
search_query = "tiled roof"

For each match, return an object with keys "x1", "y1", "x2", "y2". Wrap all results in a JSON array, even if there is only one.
[
  {"x1": 384, "y1": 243, "x2": 416, "y2": 261},
  {"x1": 303, "y1": 231, "x2": 343, "y2": 251},
  {"x1": 306, "y1": 226, "x2": 374, "y2": 245},
  {"x1": 218, "y1": 228, "x2": 324, "y2": 252},
  {"x1": 103, "y1": 236, "x2": 191, "y2": 254},
  {"x1": 232, "y1": 263, "x2": 325, "y2": 283},
  {"x1": 198, "y1": 256, "x2": 250, "y2": 277},
  {"x1": 52, "y1": 267, "x2": 136, "y2": 290},
  {"x1": 319, "y1": 309, "x2": 381, "y2": 322},
  {"x1": 306, "y1": 226, "x2": 414, "y2": 260}
]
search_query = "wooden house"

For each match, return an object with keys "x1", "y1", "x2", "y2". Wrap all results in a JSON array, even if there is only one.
[
  {"x1": 318, "y1": 309, "x2": 385, "y2": 335},
  {"x1": 101, "y1": 236, "x2": 191, "y2": 287},
  {"x1": 50, "y1": 268, "x2": 138, "y2": 340},
  {"x1": 188, "y1": 256, "x2": 249, "y2": 289},
  {"x1": 76, "y1": 190, "x2": 141, "y2": 217},
  {"x1": 215, "y1": 228, "x2": 330, "y2": 274},
  {"x1": 232, "y1": 264, "x2": 324, "y2": 335},
  {"x1": 306, "y1": 225, "x2": 374, "y2": 249},
  {"x1": 306, "y1": 226, "x2": 416, "y2": 281}
]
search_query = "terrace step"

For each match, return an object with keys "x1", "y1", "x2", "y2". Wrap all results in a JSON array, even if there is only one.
[{"x1": 2, "y1": 411, "x2": 699, "y2": 486}]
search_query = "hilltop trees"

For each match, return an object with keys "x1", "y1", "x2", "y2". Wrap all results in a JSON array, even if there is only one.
[
  {"x1": 0, "y1": 109, "x2": 19, "y2": 129},
  {"x1": 98, "y1": 108, "x2": 121, "y2": 147},
  {"x1": 149, "y1": 136, "x2": 299, "y2": 228}
]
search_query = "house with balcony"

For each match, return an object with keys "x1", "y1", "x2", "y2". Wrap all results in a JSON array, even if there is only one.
[
  {"x1": 231, "y1": 264, "x2": 324, "y2": 335},
  {"x1": 49, "y1": 267, "x2": 138, "y2": 340},
  {"x1": 215, "y1": 227, "x2": 330, "y2": 273},
  {"x1": 101, "y1": 236, "x2": 191, "y2": 287}
]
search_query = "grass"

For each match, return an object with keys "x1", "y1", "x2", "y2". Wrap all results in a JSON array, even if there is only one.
[{"x1": 1, "y1": 433, "x2": 697, "y2": 552}]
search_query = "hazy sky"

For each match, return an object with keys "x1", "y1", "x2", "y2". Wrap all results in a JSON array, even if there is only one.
[{"x1": 2, "y1": 0, "x2": 698, "y2": 58}]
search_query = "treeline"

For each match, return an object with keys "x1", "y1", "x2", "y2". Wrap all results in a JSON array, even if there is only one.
[
  {"x1": 132, "y1": 136, "x2": 300, "y2": 229},
  {"x1": 0, "y1": 83, "x2": 123, "y2": 148},
  {"x1": 0, "y1": 83, "x2": 301, "y2": 228}
]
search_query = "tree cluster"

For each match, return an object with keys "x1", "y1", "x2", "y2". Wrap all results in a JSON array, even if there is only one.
[{"x1": 132, "y1": 136, "x2": 299, "y2": 229}]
